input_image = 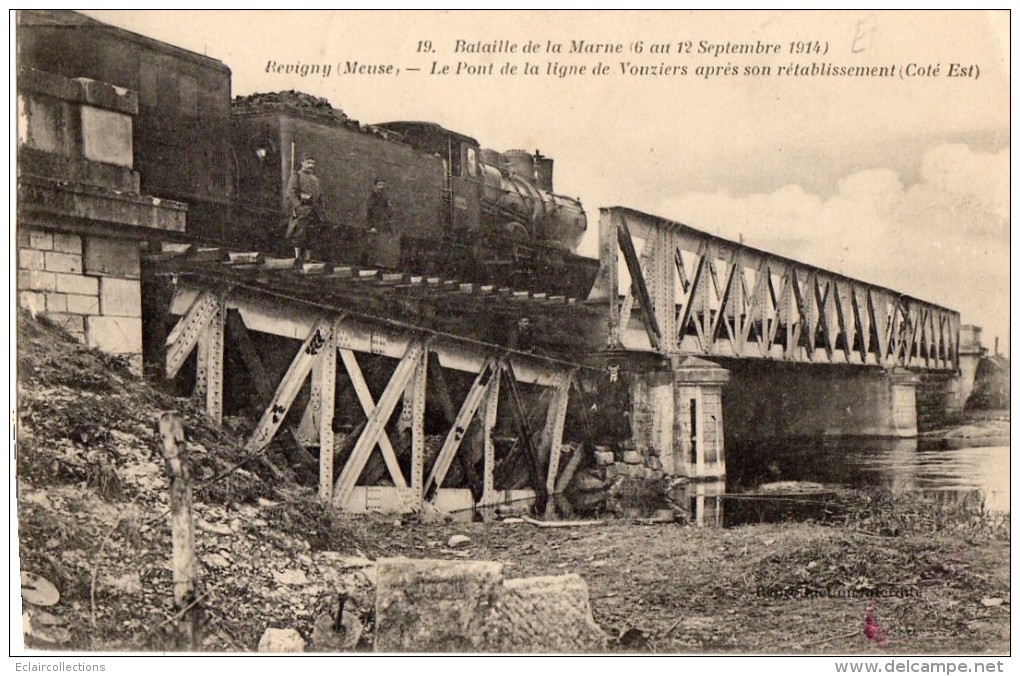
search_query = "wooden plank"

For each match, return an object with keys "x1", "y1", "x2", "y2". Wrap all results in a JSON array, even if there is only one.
[
  {"x1": 338, "y1": 349, "x2": 408, "y2": 488},
  {"x1": 245, "y1": 317, "x2": 333, "y2": 453},
  {"x1": 333, "y1": 340, "x2": 426, "y2": 508},
  {"x1": 225, "y1": 309, "x2": 274, "y2": 403},
  {"x1": 479, "y1": 366, "x2": 500, "y2": 505},
  {"x1": 425, "y1": 359, "x2": 497, "y2": 498},
  {"x1": 544, "y1": 373, "x2": 571, "y2": 496},
  {"x1": 261, "y1": 257, "x2": 297, "y2": 270},
  {"x1": 227, "y1": 252, "x2": 263, "y2": 265},
  {"x1": 502, "y1": 361, "x2": 547, "y2": 502},
  {"x1": 427, "y1": 353, "x2": 479, "y2": 489},
  {"x1": 187, "y1": 247, "x2": 228, "y2": 263}
]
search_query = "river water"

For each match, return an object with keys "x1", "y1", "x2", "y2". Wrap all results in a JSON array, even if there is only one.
[
  {"x1": 552, "y1": 435, "x2": 1010, "y2": 527},
  {"x1": 727, "y1": 436, "x2": 1010, "y2": 513}
]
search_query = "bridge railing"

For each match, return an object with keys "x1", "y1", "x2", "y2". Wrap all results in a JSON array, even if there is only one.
[{"x1": 590, "y1": 206, "x2": 960, "y2": 372}]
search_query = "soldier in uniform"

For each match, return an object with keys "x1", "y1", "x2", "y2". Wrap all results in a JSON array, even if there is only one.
[
  {"x1": 361, "y1": 178, "x2": 393, "y2": 266},
  {"x1": 285, "y1": 152, "x2": 323, "y2": 261}
]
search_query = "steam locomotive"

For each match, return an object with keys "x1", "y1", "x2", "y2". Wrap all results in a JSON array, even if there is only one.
[{"x1": 18, "y1": 10, "x2": 599, "y2": 299}]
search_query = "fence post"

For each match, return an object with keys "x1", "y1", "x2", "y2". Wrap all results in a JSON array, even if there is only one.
[{"x1": 158, "y1": 412, "x2": 202, "y2": 649}]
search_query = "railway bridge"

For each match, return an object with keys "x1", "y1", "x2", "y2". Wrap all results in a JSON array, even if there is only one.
[
  {"x1": 14, "y1": 11, "x2": 977, "y2": 517},
  {"x1": 148, "y1": 205, "x2": 975, "y2": 517}
]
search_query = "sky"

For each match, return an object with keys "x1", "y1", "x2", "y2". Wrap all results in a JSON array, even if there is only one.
[{"x1": 79, "y1": 10, "x2": 1011, "y2": 354}]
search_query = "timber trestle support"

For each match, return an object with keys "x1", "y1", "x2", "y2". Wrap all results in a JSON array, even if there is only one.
[{"x1": 164, "y1": 285, "x2": 583, "y2": 514}]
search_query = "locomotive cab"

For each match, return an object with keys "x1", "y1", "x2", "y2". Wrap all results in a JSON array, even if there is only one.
[{"x1": 372, "y1": 122, "x2": 483, "y2": 240}]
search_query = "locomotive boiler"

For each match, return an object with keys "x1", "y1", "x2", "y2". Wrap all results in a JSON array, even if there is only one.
[{"x1": 231, "y1": 95, "x2": 598, "y2": 299}]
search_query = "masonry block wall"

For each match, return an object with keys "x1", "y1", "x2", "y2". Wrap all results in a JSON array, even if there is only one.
[
  {"x1": 18, "y1": 66, "x2": 186, "y2": 375},
  {"x1": 723, "y1": 361, "x2": 920, "y2": 441},
  {"x1": 18, "y1": 228, "x2": 143, "y2": 372}
]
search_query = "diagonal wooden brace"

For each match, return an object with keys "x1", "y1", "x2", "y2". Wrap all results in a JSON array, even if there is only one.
[
  {"x1": 333, "y1": 340, "x2": 425, "y2": 509},
  {"x1": 544, "y1": 371, "x2": 572, "y2": 496},
  {"x1": 166, "y1": 292, "x2": 219, "y2": 379},
  {"x1": 424, "y1": 358, "x2": 497, "y2": 499},
  {"x1": 245, "y1": 317, "x2": 334, "y2": 453},
  {"x1": 339, "y1": 348, "x2": 408, "y2": 488}
]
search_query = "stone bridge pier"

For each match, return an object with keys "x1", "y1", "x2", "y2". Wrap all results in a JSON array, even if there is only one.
[
  {"x1": 627, "y1": 356, "x2": 729, "y2": 482},
  {"x1": 620, "y1": 355, "x2": 958, "y2": 484}
]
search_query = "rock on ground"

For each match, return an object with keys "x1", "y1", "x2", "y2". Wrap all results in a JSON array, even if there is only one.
[{"x1": 257, "y1": 627, "x2": 306, "y2": 653}]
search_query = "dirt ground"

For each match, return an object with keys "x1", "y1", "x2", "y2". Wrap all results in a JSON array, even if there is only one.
[{"x1": 14, "y1": 312, "x2": 1011, "y2": 654}]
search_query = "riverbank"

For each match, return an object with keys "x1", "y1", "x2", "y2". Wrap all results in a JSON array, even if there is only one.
[
  {"x1": 923, "y1": 409, "x2": 1009, "y2": 441},
  {"x1": 15, "y1": 313, "x2": 1010, "y2": 654}
]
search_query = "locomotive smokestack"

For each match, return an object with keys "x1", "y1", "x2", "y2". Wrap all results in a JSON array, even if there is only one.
[{"x1": 533, "y1": 149, "x2": 554, "y2": 193}]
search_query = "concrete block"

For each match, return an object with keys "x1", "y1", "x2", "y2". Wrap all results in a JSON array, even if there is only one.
[
  {"x1": 19, "y1": 291, "x2": 46, "y2": 315},
  {"x1": 375, "y1": 558, "x2": 504, "y2": 653},
  {"x1": 17, "y1": 230, "x2": 31, "y2": 248},
  {"x1": 44, "y1": 251, "x2": 82, "y2": 274},
  {"x1": 84, "y1": 237, "x2": 140, "y2": 279},
  {"x1": 46, "y1": 313, "x2": 85, "y2": 337},
  {"x1": 18, "y1": 270, "x2": 56, "y2": 292},
  {"x1": 28, "y1": 230, "x2": 53, "y2": 251},
  {"x1": 18, "y1": 248, "x2": 45, "y2": 271},
  {"x1": 46, "y1": 293, "x2": 68, "y2": 313},
  {"x1": 622, "y1": 450, "x2": 644, "y2": 465},
  {"x1": 494, "y1": 574, "x2": 607, "y2": 653},
  {"x1": 55, "y1": 273, "x2": 99, "y2": 296},
  {"x1": 594, "y1": 450, "x2": 615, "y2": 467},
  {"x1": 52, "y1": 232, "x2": 82, "y2": 255},
  {"x1": 99, "y1": 277, "x2": 141, "y2": 317},
  {"x1": 80, "y1": 106, "x2": 133, "y2": 168},
  {"x1": 66, "y1": 294, "x2": 100, "y2": 315},
  {"x1": 86, "y1": 316, "x2": 142, "y2": 354}
]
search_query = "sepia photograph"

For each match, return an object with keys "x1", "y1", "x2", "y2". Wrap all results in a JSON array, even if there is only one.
[{"x1": 11, "y1": 9, "x2": 1010, "y2": 666}]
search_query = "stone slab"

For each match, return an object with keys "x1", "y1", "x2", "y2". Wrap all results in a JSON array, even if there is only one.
[
  {"x1": 66, "y1": 294, "x2": 99, "y2": 315},
  {"x1": 54, "y1": 273, "x2": 98, "y2": 296},
  {"x1": 494, "y1": 574, "x2": 607, "y2": 653},
  {"x1": 18, "y1": 270, "x2": 56, "y2": 292},
  {"x1": 86, "y1": 315, "x2": 142, "y2": 354},
  {"x1": 374, "y1": 558, "x2": 504, "y2": 653},
  {"x1": 18, "y1": 248, "x2": 45, "y2": 271},
  {"x1": 52, "y1": 232, "x2": 82, "y2": 255},
  {"x1": 99, "y1": 277, "x2": 141, "y2": 317},
  {"x1": 28, "y1": 230, "x2": 52, "y2": 251},
  {"x1": 44, "y1": 251, "x2": 82, "y2": 274},
  {"x1": 84, "y1": 237, "x2": 140, "y2": 279}
]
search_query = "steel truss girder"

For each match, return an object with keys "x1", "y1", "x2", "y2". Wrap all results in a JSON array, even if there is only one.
[
  {"x1": 166, "y1": 285, "x2": 576, "y2": 513},
  {"x1": 597, "y1": 207, "x2": 960, "y2": 371}
]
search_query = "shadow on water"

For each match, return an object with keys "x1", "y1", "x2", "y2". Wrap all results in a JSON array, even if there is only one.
[{"x1": 526, "y1": 435, "x2": 1008, "y2": 527}]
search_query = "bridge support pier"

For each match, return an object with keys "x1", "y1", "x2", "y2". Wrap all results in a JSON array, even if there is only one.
[
  {"x1": 887, "y1": 369, "x2": 920, "y2": 438},
  {"x1": 671, "y1": 357, "x2": 729, "y2": 479},
  {"x1": 628, "y1": 356, "x2": 729, "y2": 481}
]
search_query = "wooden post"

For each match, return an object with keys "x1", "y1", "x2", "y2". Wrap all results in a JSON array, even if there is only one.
[
  {"x1": 158, "y1": 412, "x2": 201, "y2": 649},
  {"x1": 479, "y1": 365, "x2": 500, "y2": 506}
]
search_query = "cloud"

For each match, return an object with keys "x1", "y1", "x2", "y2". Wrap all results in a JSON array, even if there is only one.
[{"x1": 654, "y1": 143, "x2": 1010, "y2": 351}]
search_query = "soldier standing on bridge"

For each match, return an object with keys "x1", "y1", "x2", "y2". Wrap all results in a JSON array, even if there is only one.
[
  {"x1": 285, "y1": 151, "x2": 323, "y2": 261},
  {"x1": 361, "y1": 177, "x2": 393, "y2": 266}
]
